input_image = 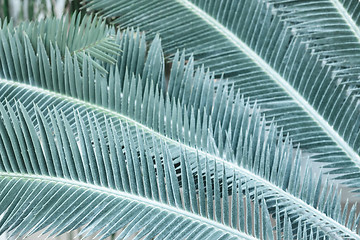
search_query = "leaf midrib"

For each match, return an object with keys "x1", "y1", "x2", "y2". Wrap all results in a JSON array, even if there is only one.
[
  {"x1": 176, "y1": 0, "x2": 360, "y2": 169},
  {"x1": 0, "y1": 172, "x2": 255, "y2": 240},
  {"x1": 0, "y1": 78, "x2": 357, "y2": 239},
  {"x1": 329, "y1": 0, "x2": 360, "y2": 43}
]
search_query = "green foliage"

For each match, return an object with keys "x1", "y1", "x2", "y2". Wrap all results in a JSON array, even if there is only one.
[{"x1": 0, "y1": 0, "x2": 360, "y2": 239}]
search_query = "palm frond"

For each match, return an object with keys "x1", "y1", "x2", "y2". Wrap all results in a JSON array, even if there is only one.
[
  {"x1": 265, "y1": 0, "x2": 360, "y2": 98},
  {"x1": 0, "y1": 103, "x2": 273, "y2": 240},
  {"x1": 0, "y1": 10, "x2": 360, "y2": 238},
  {"x1": 0, "y1": 12, "x2": 120, "y2": 73},
  {"x1": 83, "y1": 0, "x2": 360, "y2": 192},
  {"x1": 1, "y1": 91, "x2": 359, "y2": 239},
  {"x1": 1, "y1": 64, "x2": 359, "y2": 238}
]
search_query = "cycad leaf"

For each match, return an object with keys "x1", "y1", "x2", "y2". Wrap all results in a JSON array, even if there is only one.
[
  {"x1": 0, "y1": 69, "x2": 359, "y2": 238},
  {"x1": 0, "y1": 12, "x2": 359, "y2": 238},
  {"x1": 0, "y1": 12, "x2": 120, "y2": 73},
  {"x1": 265, "y1": 0, "x2": 360, "y2": 98},
  {"x1": 0, "y1": 102, "x2": 271, "y2": 240},
  {"x1": 83, "y1": 0, "x2": 360, "y2": 191}
]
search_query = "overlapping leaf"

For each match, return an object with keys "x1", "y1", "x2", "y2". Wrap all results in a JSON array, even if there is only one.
[
  {"x1": 0, "y1": 9, "x2": 360, "y2": 239},
  {"x1": 0, "y1": 103, "x2": 273, "y2": 240},
  {"x1": 0, "y1": 12, "x2": 120, "y2": 74},
  {"x1": 1, "y1": 82, "x2": 359, "y2": 238},
  {"x1": 83, "y1": 0, "x2": 360, "y2": 192},
  {"x1": 0, "y1": 42, "x2": 359, "y2": 239}
]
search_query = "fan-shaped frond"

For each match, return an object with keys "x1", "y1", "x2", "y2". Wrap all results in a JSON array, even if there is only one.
[{"x1": 83, "y1": 0, "x2": 360, "y2": 192}]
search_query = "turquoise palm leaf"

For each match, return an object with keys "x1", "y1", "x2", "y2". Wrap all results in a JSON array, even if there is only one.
[
  {"x1": 83, "y1": 0, "x2": 360, "y2": 192},
  {"x1": 0, "y1": 5, "x2": 360, "y2": 239}
]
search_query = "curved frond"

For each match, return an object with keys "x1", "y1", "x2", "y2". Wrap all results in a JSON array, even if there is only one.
[
  {"x1": 1, "y1": 92, "x2": 359, "y2": 239},
  {"x1": 83, "y1": 0, "x2": 360, "y2": 191},
  {"x1": 0, "y1": 12, "x2": 120, "y2": 73},
  {"x1": 0, "y1": 11, "x2": 359, "y2": 238},
  {"x1": 265, "y1": 0, "x2": 360, "y2": 98},
  {"x1": 0, "y1": 104, "x2": 269, "y2": 240},
  {"x1": 1, "y1": 70, "x2": 359, "y2": 238}
]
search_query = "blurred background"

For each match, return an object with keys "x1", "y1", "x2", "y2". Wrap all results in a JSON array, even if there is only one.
[{"x1": 0, "y1": 0, "x2": 82, "y2": 23}]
